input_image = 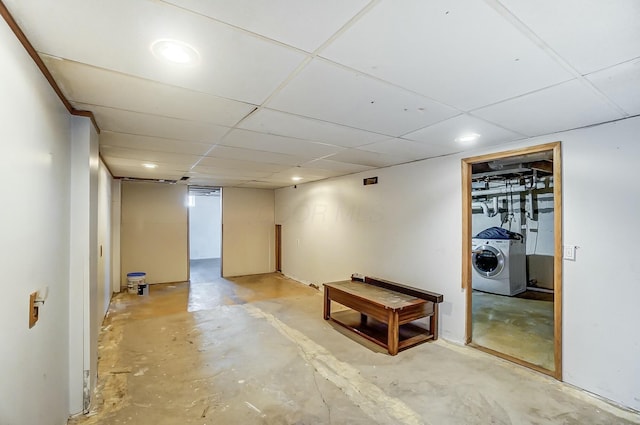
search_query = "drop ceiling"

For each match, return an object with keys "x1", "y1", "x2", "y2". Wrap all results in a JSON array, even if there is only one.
[{"x1": 3, "y1": 0, "x2": 639, "y2": 188}]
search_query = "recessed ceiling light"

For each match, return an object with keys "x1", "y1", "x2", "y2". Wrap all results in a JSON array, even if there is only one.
[
  {"x1": 142, "y1": 163, "x2": 158, "y2": 169},
  {"x1": 151, "y1": 39, "x2": 200, "y2": 65},
  {"x1": 455, "y1": 133, "x2": 481, "y2": 144},
  {"x1": 292, "y1": 176, "x2": 303, "y2": 181}
]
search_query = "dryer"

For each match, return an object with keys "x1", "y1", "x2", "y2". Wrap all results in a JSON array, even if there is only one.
[{"x1": 471, "y1": 238, "x2": 526, "y2": 296}]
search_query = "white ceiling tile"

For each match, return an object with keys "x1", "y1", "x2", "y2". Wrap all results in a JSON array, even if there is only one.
[
  {"x1": 268, "y1": 167, "x2": 342, "y2": 181},
  {"x1": 587, "y1": 59, "x2": 640, "y2": 116},
  {"x1": 79, "y1": 104, "x2": 230, "y2": 143},
  {"x1": 321, "y1": 0, "x2": 572, "y2": 110},
  {"x1": 498, "y1": 0, "x2": 640, "y2": 74},
  {"x1": 221, "y1": 129, "x2": 343, "y2": 159},
  {"x1": 43, "y1": 57, "x2": 254, "y2": 126},
  {"x1": 267, "y1": 59, "x2": 459, "y2": 136},
  {"x1": 238, "y1": 108, "x2": 388, "y2": 148},
  {"x1": 187, "y1": 178, "x2": 247, "y2": 187},
  {"x1": 9, "y1": 0, "x2": 306, "y2": 104},
  {"x1": 473, "y1": 80, "x2": 624, "y2": 136},
  {"x1": 324, "y1": 149, "x2": 409, "y2": 168},
  {"x1": 196, "y1": 157, "x2": 289, "y2": 173},
  {"x1": 100, "y1": 146, "x2": 200, "y2": 168},
  {"x1": 301, "y1": 159, "x2": 374, "y2": 174},
  {"x1": 104, "y1": 159, "x2": 190, "y2": 179},
  {"x1": 162, "y1": 0, "x2": 369, "y2": 52},
  {"x1": 100, "y1": 132, "x2": 212, "y2": 156},
  {"x1": 403, "y1": 114, "x2": 524, "y2": 148},
  {"x1": 205, "y1": 145, "x2": 303, "y2": 166},
  {"x1": 359, "y1": 138, "x2": 455, "y2": 160},
  {"x1": 189, "y1": 166, "x2": 273, "y2": 179},
  {"x1": 114, "y1": 170, "x2": 186, "y2": 180},
  {"x1": 236, "y1": 181, "x2": 285, "y2": 189}
]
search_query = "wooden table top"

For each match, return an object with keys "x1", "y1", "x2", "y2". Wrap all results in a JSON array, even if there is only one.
[{"x1": 324, "y1": 280, "x2": 426, "y2": 310}]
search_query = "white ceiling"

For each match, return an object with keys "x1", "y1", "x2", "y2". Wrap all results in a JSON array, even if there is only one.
[{"x1": 4, "y1": 0, "x2": 639, "y2": 188}]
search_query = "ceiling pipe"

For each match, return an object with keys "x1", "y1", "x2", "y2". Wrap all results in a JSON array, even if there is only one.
[
  {"x1": 471, "y1": 197, "x2": 498, "y2": 217},
  {"x1": 471, "y1": 179, "x2": 552, "y2": 197}
]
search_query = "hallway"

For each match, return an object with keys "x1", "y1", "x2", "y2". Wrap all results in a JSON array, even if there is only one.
[{"x1": 71, "y1": 275, "x2": 639, "y2": 425}]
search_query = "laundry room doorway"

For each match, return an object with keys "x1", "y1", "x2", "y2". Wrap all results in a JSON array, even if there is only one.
[
  {"x1": 462, "y1": 142, "x2": 562, "y2": 379},
  {"x1": 188, "y1": 186, "x2": 222, "y2": 283}
]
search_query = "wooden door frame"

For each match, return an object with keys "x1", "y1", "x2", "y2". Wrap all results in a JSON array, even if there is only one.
[
  {"x1": 461, "y1": 141, "x2": 563, "y2": 380},
  {"x1": 275, "y1": 224, "x2": 282, "y2": 272}
]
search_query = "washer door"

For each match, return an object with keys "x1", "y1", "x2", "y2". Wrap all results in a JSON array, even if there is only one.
[{"x1": 472, "y1": 245, "x2": 505, "y2": 277}]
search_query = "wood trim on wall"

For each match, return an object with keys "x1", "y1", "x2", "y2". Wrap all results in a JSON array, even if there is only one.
[
  {"x1": 552, "y1": 142, "x2": 563, "y2": 380},
  {"x1": 462, "y1": 141, "x2": 563, "y2": 379},
  {"x1": 275, "y1": 224, "x2": 282, "y2": 272},
  {"x1": 461, "y1": 160, "x2": 473, "y2": 343},
  {"x1": 0, "y1": 0, "x2": 100, "y2": 133}
]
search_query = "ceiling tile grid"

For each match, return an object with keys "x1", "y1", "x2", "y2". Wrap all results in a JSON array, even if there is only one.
[
  {"x1": 220, "y1": 128, "x2": 344, "y2": 159},
  {"x1": 161, "y1": 0, "x2": 371, "y2": 53},
  {"x1": 2, "y1": 0, "x2": 638, "y2": 188},
  {"x1": 266, "y1": 58, "x2": 460, "y2": 137},
  {"x1": 495, "y1": 0, "x2": 640, "y2": 75},
  {"x1": 42, "y1": 56, "x2": 256, "y2": 127},
  {"x1": 472, "y1": 80, "x2": 625, "y2": 136},
  {"x1": 319, "y1": 0, "x2": 574, "y2": 111},
  {"x1": 238, "y1": 108, "x2": 389, "y2": 148}
]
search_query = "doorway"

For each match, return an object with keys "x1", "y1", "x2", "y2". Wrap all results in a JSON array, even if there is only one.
[
  {"x1": 462, "y1": 142, "x2": 562, "y2": 379},
  {"x1": 188, "y1": 186, "x2": 222, "y2": 283}
]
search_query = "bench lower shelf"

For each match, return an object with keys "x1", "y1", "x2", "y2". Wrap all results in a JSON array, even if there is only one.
[{"x1": 328, "y1": 310, "x2": 435, "y2": 354}]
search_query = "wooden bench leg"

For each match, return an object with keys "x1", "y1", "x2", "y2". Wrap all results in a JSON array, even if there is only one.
[
  {"x1": 430, "y1": 304, "x2": 439, "y2": 340},
  {"x1": 388, "y1": 310, "x2": 399, "y2": 355},
  {"x1": 323, "y1": 286, "x2": 331, "y2": 320}
]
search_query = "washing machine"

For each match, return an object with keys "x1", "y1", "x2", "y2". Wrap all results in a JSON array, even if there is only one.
[{"x1": 471, "y1": 238, "x2": 526, "y2": 296}]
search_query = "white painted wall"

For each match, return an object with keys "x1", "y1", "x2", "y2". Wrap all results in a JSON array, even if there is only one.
[
  {"x1": 68, "y1": 116, "x2": 99, "y2": 414},
  {"x1": 276, "y1": 155, "x2": 464, "y2": 340},
  {"x1": 120, "y1": 182, "x2": 188, "y2": 284},
  {"x1": 97, "y1": 160, "x2": 112, "y2": 327},
  {"x1": 222, "y1": 188, "x2": 275, "y2": 277},
  {"x1": 0, "y1": 17, "x2": 72, "y2": 425},
  {"x1": 111, "y1": 179, "x2": 122, "y2": 292},
  {"x1": 559, "y1": 117, "x2": 640, "y2": 411},
  {"x1": 189, "y1": 194, "x2": 221, "y2": 259},
  {"x1": 275, "y1": 116, "x2": 640, "y2": 411}
]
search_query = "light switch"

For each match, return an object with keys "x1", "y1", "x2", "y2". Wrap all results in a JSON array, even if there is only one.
[{"x1": 563, "y1": 245, "x2": 576, "y2": 261}]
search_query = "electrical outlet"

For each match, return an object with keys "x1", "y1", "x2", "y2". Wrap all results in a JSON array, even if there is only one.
[{"x1": 563, "y1": 245, "x2": 576, "y2": 261}]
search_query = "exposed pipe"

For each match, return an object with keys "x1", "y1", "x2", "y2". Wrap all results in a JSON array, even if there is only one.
[
  {"x1": 471, "y1": 197, "x2": 498, "y2": 217},
  {"x1": 471, "y1": 179, "x2": 551, "y2": 197},
  {"x1": 472, "y1": 201, "x2": 488, "y2": 216}
]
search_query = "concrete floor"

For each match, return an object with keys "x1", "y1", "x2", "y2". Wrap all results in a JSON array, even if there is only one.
[
  {"x1": 70, "y1": 274, "x2": 640, "y2": 425},
  {"x1": 472, "y1": 291, "x2": 554, "y2": 371},
  {"x1": 189, "y1": 258, "x2": 221, "y2": 283}
]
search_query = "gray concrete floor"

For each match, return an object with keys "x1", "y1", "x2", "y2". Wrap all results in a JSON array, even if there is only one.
[
  {"x1": 189, "y1": 258, "x2": 221, "y2": 283},
  {"x1": 70, "y1": 273, "x2": 640, "y2": 425},
  {"x1": 472, "y1": 291, "x2": 554, "y2": 370}
]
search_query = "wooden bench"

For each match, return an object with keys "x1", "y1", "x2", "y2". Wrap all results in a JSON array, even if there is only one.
[{"x1": 323, "y1": 275, "x2": 444, "y2": 355}]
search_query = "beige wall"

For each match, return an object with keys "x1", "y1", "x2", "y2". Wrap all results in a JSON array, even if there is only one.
[
  {"x1": 222, "y1": 188, "x2": 275, "y2": 277},
  {"x1": 121, "y1": 181, "x2": 188, "y2": 285}
]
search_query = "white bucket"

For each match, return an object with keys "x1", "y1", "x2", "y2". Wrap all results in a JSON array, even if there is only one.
[{"x1": 127, "y1": 272, "x2": 146, "y2": 295}]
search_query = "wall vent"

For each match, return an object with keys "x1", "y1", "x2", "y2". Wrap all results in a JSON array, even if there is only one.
[{"x1": 363, "y1": 177, "x2": 378, "y2": 185}]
